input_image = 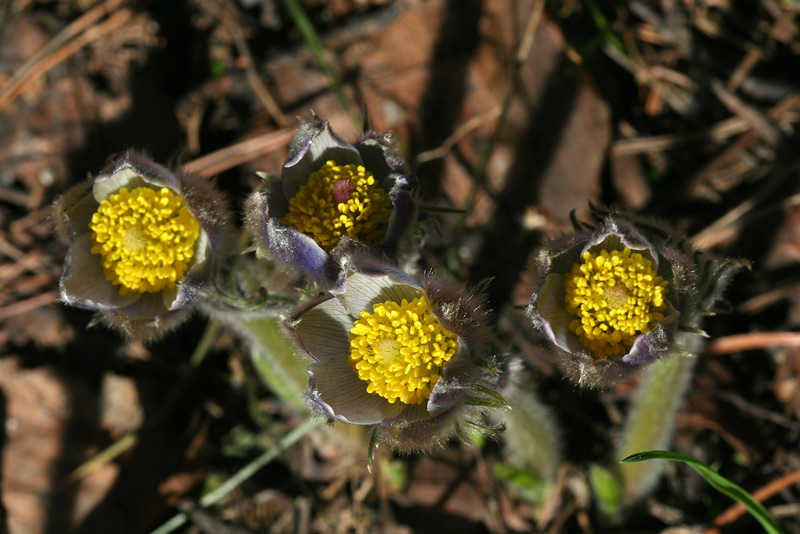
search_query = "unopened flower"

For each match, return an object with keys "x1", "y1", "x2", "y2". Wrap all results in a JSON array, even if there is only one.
[
  {"x1": 246, "y1": 116, "x2": 417, "y2": 291},
  {"x1": 527, "y1": 210, "x2": 746, "y2": 388},
  {"x1": 54, "y1": 152, "x2": 230, "y2": 339},
  {"x1": 284, "y1": 261, "x2": 502, "y2": 452}
]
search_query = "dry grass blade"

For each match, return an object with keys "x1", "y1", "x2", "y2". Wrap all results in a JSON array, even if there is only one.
[
  {"x1": 0, "y1": 0, "x2": 130, "y2": 112},
  {"x1": 184, "y1": 128, "x2": 295, "y2": 178},
  {"x1": 196, "y1": 0, "x2": 289, "y2": 128},
  {"x1": 0, "y1": 291, "x2": 57, "y2": 320},
  {"x1": 611, "y1": 117, "x2": 751, "y2": 156},
  {"x1": 705, "y1": 332, "x2": 800, "y2": 355}
]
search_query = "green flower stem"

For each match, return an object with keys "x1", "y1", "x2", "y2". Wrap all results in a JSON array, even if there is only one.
[
  {"x1": 150, "y1": 417, "x2": 322, "y2": 534},
  {"x1": 239, "y1": 316, "x2": 311, "y2": 415},
  {"x1": 616, "y1": 354, "x2": 698, "y2": 504}
]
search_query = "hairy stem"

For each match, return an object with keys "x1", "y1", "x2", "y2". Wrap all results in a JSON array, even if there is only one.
[{"x1": 617, "y1": 354, "x2": 697, "y2": 504}]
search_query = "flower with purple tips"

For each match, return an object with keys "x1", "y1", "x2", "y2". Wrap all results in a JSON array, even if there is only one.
[
  {"x1": 246, "y1": 116, "x2": 417, "y2": 291},
  {"x1": 527, "y1": 209, "x2": 747, "y2": 388}
]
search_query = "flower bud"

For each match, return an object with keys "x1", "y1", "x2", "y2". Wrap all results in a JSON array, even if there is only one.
[
  {"x1": 284, "y1": 259, "x2": 503, "y2": 452},
  {"x1": 245, "y1": 115, "x2": 418, "y2": 291},
  {"x1": 53, "y1": 152, "x2": 230, "y2": 340},
  {"x1": 526, "y1": 209, "x2": 747, "y2": 388}
]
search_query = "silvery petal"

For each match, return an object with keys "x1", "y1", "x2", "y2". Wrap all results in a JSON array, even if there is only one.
[
  {"x1": 585, "y1": 221, "x2": 659, "y2": 268},
  {"x1": 190, "y1": 229, "x2": 210, "y2": 271},
  {"x1": 381, "y1": 403, "x2": 430, "y2": 427},
  {"x1": 282, "y1": 121, "x2": 362, "y2": 201},
  {"x1": 64, "y1": 190, "x2": 99, "y2": 239},
  {"x1": 355, "y1": 136, "x2": 402, "y2": 182},
  {"x1": 125, "y1": 152, "x2": 182, "y2": 191},
  {"x1": 92, "y1": 167, "x2": 149, "y2": 202},
  {"x1": 60, "y1": 234, "x2": 140, "y2": 310},
  {"x1": 293, "y1": 297, "x2": 352, "y2": 362},
  {"x1": 161, "y1": 286, "x2": 181, "y2": 310},
  {"x1": 337, "y1": 271, "x2": 421, "y2": 316},
  {"x1": 308, "y1": 357, "x2": 405, "y2": 424},
  {"x1": 381, "y1": 185, "x2": 416, "y2": 247}
]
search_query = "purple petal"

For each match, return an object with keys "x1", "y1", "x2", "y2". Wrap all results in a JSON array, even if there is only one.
[
  {"x1": 60, "y1": 234, "x2": 140, "y2": 310},
  {"x1": 620, "y1": 302, "x2": 680, "y2": 367},
  {"x1": 267, "y1": 219, "x2": 329, "y2": 282},
  {"x1": 308, "y1": 357, "x2": 405, "y2": 425},
  {"x1": 282, "y1": 121, "x2": 362, "y2": 201}
]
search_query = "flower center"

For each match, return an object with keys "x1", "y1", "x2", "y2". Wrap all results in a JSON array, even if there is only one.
[
  {"x1": 89, "y1": 186, "x2": 201, "y2": 296},
  {"x1": 280, "y1": 160, "x2": 393, "y2": 252},
  {"x1": 348, "y1": 295, "x2": 459, "y2": 405},
  {"x1": 564, "y1": 247, "x2": 669, "y2": 358}
]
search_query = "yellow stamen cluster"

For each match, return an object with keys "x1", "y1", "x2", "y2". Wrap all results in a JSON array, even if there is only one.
[
  {"x1": 564, "y1": 247, "x2": 669, "y2": 358},
  {"x1": 348, "y1": 295, "x2": 459, "y2": 405},
  {"x1": 90, "y1": 186, "x2": 201, "y2": 296},
  {"x1": 281, "y1": 160, "x2": 393, "y2": 252}
]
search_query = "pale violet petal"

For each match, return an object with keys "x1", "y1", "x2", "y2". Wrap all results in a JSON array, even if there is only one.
[
  {"x1": 338, "y1": 272, "x2": 421, "y2": 316},
  {"x1": 295, "y1": 297, "x2": 352, "y2": 361},
  {"x1": 60, "y1": 234, "x2": 140, "y2": 310},
  {"x1": 192, "y1": 228, "x2": 210, "y2": 268},
  {"x1": 282, "y1": 125, "x2": 362, "y2": 201},
  {"x1": 309, "y1": 357, "x2": 405, "y2": 425},
  {"x1": 537, "y1": 272, "x2": 584, "y2": 354},
  {"x1": 120, "y1": 291, "x2": 169, "y2": 320}
]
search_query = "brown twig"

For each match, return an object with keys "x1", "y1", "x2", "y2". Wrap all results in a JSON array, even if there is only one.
[
  {"x1": 705, "y1": 468, "x2": 800, "y2": 534},
  {"x1": 415, "y1": 106, "x2": 503, "y2": 165},
  {"x1": 704, "y1": 331, "x2": 800, "y2": 355}
]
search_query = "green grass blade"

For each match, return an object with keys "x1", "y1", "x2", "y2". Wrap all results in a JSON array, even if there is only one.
[
  {"x1": 621, "y1": 450, "x2": 786, "y2": 534},
  {"x1": 279, "y1": 0, "x2": 359, "y2": 127}
]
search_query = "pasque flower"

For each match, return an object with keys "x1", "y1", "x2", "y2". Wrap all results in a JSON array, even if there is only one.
[
  {"x1": 245, "y1": 115, "x2": 417, "y2": 291},
  {"x1": 54, "y1": 152, "x2": 229, "y2": 339},
  {"x1": 527, "y1": 209, "x2": 746, "y2": 388},
  {"x1": 284, "y1": 260, "x2": 501, "y2": 451}
]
